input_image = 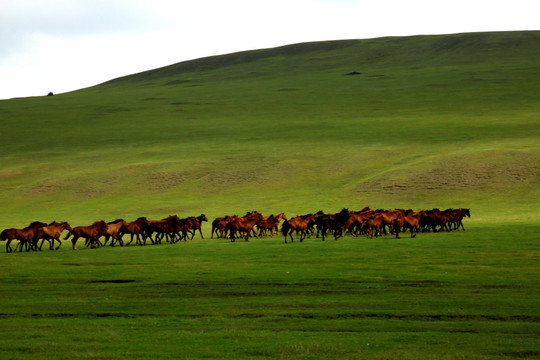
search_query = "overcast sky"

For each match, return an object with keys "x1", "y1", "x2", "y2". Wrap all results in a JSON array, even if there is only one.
[{"x1": 1, "y1": 0, "x2": 538, "y2": 99}]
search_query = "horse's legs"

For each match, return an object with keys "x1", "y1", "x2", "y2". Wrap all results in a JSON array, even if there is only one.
[{"x1": 72, "y1": 236, "x2": 79, "y2": 250}]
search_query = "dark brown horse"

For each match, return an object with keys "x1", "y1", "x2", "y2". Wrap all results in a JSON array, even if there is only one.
[
  {"x1": 314, "y1": 208, "x2": 351, "y2": 241},
  {"x1": 423, "y1": 209, "x2": 450, "y2": 232},
  {"x1": 184, "y1": 214, "x2": 208, "y2": 239},
  {"x1": 447, "y1": 208, "x2": 471, "y2": 231},
  {"x1": 64, "y1": 220, "x2": 109, "y2": 250},
  {"x1": 1, "y1": 221, "x2": 47, "y2": 253},
  {"x1": 225, "y1": 211, "x2": 264, "y2": 242},
  {"x1": 146, "y1": 215, "x2": 184, "y2": 244},
  {"x1": 38, "y1": 221, "x2": 72, "y2": 250},
  {"x1": 211, "y1": 215, "x2": 237, "y2": 239},
  {"x1": 281, "y1": 213, "x2": 317, "y2": 243},
  {"x1": 123, "y1": 217, "x2": 150, "y2": 246}
]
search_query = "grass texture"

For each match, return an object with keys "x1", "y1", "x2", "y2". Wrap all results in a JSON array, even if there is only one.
[{"x1": 0, "y1": 224, "x2": 539, "y2": 359}]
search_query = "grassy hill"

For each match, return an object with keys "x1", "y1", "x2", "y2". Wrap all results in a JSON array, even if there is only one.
[{"x1": 1, "y1": 31, "x2": 539, "y2": 226}]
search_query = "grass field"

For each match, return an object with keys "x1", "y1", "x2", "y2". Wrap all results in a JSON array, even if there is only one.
[
  {"x1": 0, "y1": 31, "x2": 539, "y2": 359},
  {"x1": 0, "y1": 223, "x2": 539, "y2": 359}
]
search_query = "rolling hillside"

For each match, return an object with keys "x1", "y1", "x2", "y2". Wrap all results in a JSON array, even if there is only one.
[{"x1": 1, "y1": 31, "x2": 539, "y2": 226}]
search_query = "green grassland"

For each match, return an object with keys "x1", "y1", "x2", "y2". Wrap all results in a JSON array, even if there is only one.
[
  {"x1": 1, "y1": 31, "x2": 539, "y2": 359},
  {"x1": 0, "y1": 225, "x2": 538, "y2": 359},
  {"x1": 1, "y1": 31, "x2": 539, "y2": 224}
]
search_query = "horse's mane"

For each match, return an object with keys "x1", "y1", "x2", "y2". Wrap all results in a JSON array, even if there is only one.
[
  {"x1": 48, "y1": 221, "x2": 68, "y2": 226},
  {"x1": 108, "y1": 219, "x2": 124, "y2": 224},
  {"x1": 28, "y1": 221, "x2": 45, "y2": 227}
]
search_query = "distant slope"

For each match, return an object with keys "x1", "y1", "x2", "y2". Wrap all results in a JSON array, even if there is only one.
[
  {"x1": 102, "y1": 31, "x2": 540, "y2": 84},
  {"x1": 1, "y1": 31, "x2": 539, "y2": 225}
]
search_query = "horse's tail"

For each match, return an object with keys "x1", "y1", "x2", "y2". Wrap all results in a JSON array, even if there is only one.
[
  {"x1": 0, "y1": 229, "x2": 7, "y2": 241},
  {"x1": 63, "y1": 230, "x2": 73, "y2": 240},
  {"x1": 281, "y1": 220, "x2": 290, "y2": 237}
]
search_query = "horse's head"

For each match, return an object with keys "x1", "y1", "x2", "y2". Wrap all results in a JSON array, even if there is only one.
[
  {"x1": 95, "y1": 220, "x2": 108, "y2": 232},
  {"x1": 199, "y1": 214, "x2": 208, "y2": 222},
  {"x1": 463, "y1": 208, "x2": 471, "y2": 217},
  {"x1": 276, "y1": 212, "x2": 287, "y2": 221}
]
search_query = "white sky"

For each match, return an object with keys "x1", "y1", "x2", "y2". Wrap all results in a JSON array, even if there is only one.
[{"x1": 0, "y1": 0, "x2": 538, "y2": 99}]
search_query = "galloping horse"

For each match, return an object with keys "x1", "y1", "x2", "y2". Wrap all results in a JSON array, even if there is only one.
[
  {"x1": 256, "y1": 212, "x2": 287, "y2": 236},
  {"x1": 146, "y1": 215, "x2": 183, "y2": 244},
  {"x1": 1, "y1": 221, "x2": 47, "y2": 253},
  {"x1": 314, "y1": 208, "x2": 351, "y2": 241},
  {"x1": 64, "y1": 220, "x2": 109, "y2": 250},
  {"x1": 103, "y1": 219, "x2": 129, "y2": 247},
  {"x1": 185, "y1": 214, "x2": 208, "y2": 239},
  {"x1": 345, "y1": 209, "x2": 374, "y2": 236},
  {"x1": 281, "y1": 213, "x2": 317, "y2": 243},
  {"x1": 211, "y1": 215, "x2": 237, "y2": 239},
  {"x1": 38, "y1": 221, "x2": 72, "y2": 250},
  {"x1": 123, "y1": 217, "x2": 150, "y2": 246},
  {"x1": 225, "y1": 211, "x2": 264, "y2": 242},
  {"x1": 447, "y1": 208, "x2": 471, "y2": 231},
  {"x1": 393, "y1": 213, "x2": 422, "y2": 239}
]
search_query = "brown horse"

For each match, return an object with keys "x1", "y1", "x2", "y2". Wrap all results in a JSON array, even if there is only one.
[
  {"x1": 103, "y1": 219, "x2": 129, "y2": 247},
  {"x1": 225, "y1": 211, "x2": 264, "y2": 242},
  {"x1": 257, "y1": 212, "x2": 287, "y2": 236},
  {"x1": 345, "y1": 209, "x2": 375, "y2": 236},
  {"x1": 146, "y1": 215, "x2": 184, "y2": 244},
  {"x1": 1, "y1": 221, "x2": 47, "y2": 253},
  {"x1": 423, "y1": 209, "x2": 450, "y2": 232},
  {"x1": 123, "y1": 217, "x2": 151, "y2": 246},
  {"x1": 314, "y1": 209, "x2": 351, "y2": 241},
  {"x1": 281, "y1": 213, "x2": 317, "y2": 243},
  {"x1": 38, "y1": 221, "x2": 72, "y2": 250},
  {"x1": 211, "y1": 215, "x2": 237, "y2": 239},
  {"x1": 64, "y1": 220, "x2": 109, "y2": 250},
  {"x1": 184, "y1": 214, "x2": 208, "y2": 239},
  {"x1": 447, "y1": 208, "x2": 471, "y2": 231},
  {"x1": 393, "y1": 213, "x2": 422, "y2": 239}
]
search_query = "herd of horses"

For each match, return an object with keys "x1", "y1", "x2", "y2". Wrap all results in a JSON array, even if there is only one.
[{"x1": 0, "y1": 207, "x2": 470, "y2": 253}]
